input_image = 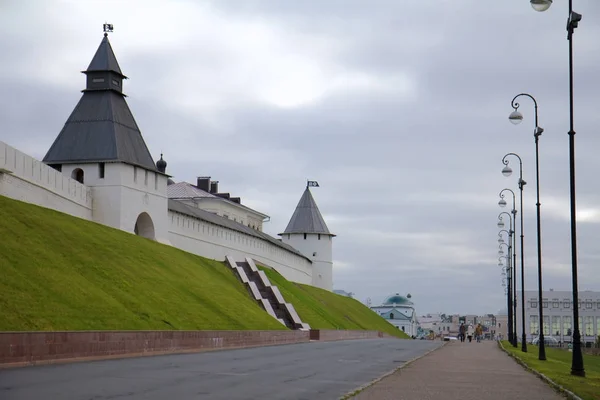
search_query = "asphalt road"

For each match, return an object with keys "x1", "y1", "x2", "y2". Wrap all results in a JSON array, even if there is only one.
[{"x1": 0, "y1": 339, "x2": 442, "y2": 400}]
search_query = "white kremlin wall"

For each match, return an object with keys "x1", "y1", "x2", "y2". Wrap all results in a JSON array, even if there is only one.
[
  {"x1": 0, "y1": 141, "x2": 92, "y2": 219},
  {"x1": 0, "y1": 140, "x2": 314, "y2": 286},
  {"x1": 168, "y1": 211, "x2": 313, "y2": 285}
]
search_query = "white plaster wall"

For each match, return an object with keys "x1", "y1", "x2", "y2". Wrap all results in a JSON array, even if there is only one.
[
  {"x1": 168, "y1": 211, "x2": 312, "y2": 285},
  {"x1": 88, "y1": 163, "x2": 170, "y2": 244},
  {"x1": 0, "y1": 141, "x2": 92, "y2": 219},
  {"x1": 282, "y1": 233, "x2": 333, "y2": 291}
]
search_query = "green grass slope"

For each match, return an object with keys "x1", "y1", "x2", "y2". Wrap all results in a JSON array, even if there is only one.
[
  {"x1": 502, "y1": 341, "x2": 600, "y2": 400},
  {"x1": 260, "y1": 267, "x2": 409, "y2": 339},
  {"x1": 0, "y1": 195, "x2": 284, "y2": 331}
]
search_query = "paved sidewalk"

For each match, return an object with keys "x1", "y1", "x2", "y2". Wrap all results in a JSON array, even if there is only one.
[{"x1": 352, "y1": 340, "x2": 565, "y2": 400}]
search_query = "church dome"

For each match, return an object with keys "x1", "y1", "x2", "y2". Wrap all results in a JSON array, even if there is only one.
[{"x1": 383, "y1": 293, "x2": 414, "y2": 306}]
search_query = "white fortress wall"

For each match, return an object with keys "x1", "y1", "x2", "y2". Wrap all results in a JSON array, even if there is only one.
[
  {"x1": 168, "y1": 210, "x2": 313, "y2": 285},
  {"x1": 0, "y1": 141, "x2": 92, "y2": 219}
]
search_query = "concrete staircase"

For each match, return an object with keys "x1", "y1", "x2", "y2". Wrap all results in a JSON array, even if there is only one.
[{"x1": 225, "y1": 256, "x2": 310, "y2": 330}]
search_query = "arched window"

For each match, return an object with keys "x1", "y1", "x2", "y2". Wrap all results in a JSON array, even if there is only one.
[
  {"x1": 390, "y1": 313, "x2": 394, "y2": 319},
  {"x1": 71, "y1": 168, "x2": 84, "y2": 184}
]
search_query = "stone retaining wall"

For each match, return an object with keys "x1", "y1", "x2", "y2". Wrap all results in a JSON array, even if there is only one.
[
  {"x1": 0, "y1": 329, "x2": 396, "y2": 368},
  {"x1": 0, "y1": 330, "x2": 310, "y2": 368},
  {"x1": 309, "y1": 330, "x2": 383, "y2": 341}
]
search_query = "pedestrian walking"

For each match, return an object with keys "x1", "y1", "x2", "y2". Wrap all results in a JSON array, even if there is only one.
[
  {"x1": 459, "y1": 323, "x2": 466, "y2": 342},
  {"x1": 475, "y1": 324, "x2": 483, "y2": 343},
  {"x1": 467, "y1": 324, "x2": 474, "y2": 343}
]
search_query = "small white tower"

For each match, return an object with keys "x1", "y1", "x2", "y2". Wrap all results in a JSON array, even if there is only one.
[
  {"x1": 280, "y1": 182, "x2": 335, "y2": 291},
  {"x1": 42, "y1": 28, "x2": 170, "y2": 244}
]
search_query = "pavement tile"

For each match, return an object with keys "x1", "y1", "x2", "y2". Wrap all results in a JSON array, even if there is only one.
[{"x1": 352, "y1": 340, "x2": 565, "y2": 400}]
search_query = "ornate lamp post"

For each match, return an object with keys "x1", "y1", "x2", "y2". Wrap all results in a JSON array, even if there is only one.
[
  {"x1": 509, "y1": 93, "x2": 546, "y2": 361},
  {"x1": 499, "y1": 189, "x2": 518, "y2": 346},
  {"x1": 528, "y1": 0, "x2": 585, "y2": 377},
  {"x1": 502, "y1": 153, "x2": 527, "y2": 352},
  {"x1": 497, "y1": 221, "x2": 515, "y2": 347},
  {"x1": 498, "y1": 237, "x2": 513, "y2": 344}
]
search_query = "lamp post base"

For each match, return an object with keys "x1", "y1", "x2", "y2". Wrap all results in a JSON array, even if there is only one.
[{"x1": 521, "y1": 334, "x2": 528, "y2": 352}]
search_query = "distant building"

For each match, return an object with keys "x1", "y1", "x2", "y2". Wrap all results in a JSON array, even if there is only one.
[
  {"x1": 418, "y1": 313, "x2": 454, "y2": 337},
  {"x1": 370, "y1": 293, "x2": 418, "y2": 337},
  {"x1": 516, "y1": 289, "x2": 600, "y2": 344},
  {"x1": 496, "y1": 309, "x2": 508, "y2": 341}
]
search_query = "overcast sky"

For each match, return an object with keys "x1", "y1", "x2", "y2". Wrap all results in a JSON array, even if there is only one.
[{"x1": 2, "y1": 0, "x2": 600, "y2": 316}]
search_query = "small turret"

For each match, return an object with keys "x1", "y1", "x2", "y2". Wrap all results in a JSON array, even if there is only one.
[
  {"x1": 156, "y1": 154, "x2": 167, "y2": 173},
  {"x1": 279, "y1": 181, "x2": 335, "y2": 291}
]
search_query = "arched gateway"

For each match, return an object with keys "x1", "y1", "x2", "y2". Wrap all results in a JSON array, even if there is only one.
[{"x1": 134, "y1": 212, "x2": 155, "y2": 240}]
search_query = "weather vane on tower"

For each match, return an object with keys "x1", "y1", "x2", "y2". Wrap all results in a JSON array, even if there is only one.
[{"x1": 103, "y1": 23, "x2": 114, "y2": 37}]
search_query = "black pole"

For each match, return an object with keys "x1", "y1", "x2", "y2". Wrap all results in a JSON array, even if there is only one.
[
  {"x1": 512, "y1": 208, "x2": 518, "y2": 347},
  {"x1": 507, "y1": 242, "x2": 513, "y2": 345},
  {"x1": 499, "y1": 189, "x2": 517, "y2": 347},
  {"x1": 519, "y1": 169, "x2": 527, "y2": 353},
  {"x1": 498, "y1": 226, "x2": 513, "y2": 345},
  {"x1": 503, "y1": 154, "x2": 527, "y2": 352},
  {"x1": 534, "y1": 121, "x2": 546, "y2": 360},
  {"x1": 567, "y1": 0, "x2": 585, "y2": 377},
  {"x1": 511, "y1": 93, "x2": 546, "y2": 360}
]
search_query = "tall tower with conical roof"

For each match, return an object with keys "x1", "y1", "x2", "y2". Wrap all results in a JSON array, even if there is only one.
[
  {"x1": 279, "y1": 183, "x2": 335, "y2": 291},
  {"x1": 42, "y1": 29, "x2": 170, "y2": 243}
]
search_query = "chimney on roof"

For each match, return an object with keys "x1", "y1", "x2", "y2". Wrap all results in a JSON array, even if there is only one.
[
  {"x1": 196, "y1": 177, "x2": 210, "y2": 192},
  {"x1": 210, "y1": 181, "x2": 219, "y2": 194},
  {"x1": 230, "y1": 197, "x2": 241, "y2": 204},
  {"x1": 216, "y1": 193, "x2": 231, "y2": 200}
]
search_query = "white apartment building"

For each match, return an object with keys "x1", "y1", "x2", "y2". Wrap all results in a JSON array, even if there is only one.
[{"x1": 516, "y1": 289, "x2": 600, "y2": 344}]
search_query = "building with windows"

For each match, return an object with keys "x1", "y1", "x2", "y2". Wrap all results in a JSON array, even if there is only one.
[
  {"x1": 370, "y1": 293, "x2": 418, "y2": 337},
  {"x1": 516, "y1": 289, "x2": 600, "y2": 344},
  {"x1": 417, "y1": 313, "x2": 456, "y2": 338}
]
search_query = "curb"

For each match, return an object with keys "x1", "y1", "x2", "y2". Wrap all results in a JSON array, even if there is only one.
[
  {"x1": 339, "y1": 341, "x2": 447, "y2": 399},
  {"x1": 497, "y1": 341, "x2": 584, "y2": 400}
]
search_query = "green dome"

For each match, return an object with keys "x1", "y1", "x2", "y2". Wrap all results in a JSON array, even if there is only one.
[{"x1": 383, "y1": 293, "x2": 413, "y2": 306}]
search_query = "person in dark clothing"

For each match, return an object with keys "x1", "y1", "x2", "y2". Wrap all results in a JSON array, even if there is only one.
[{"x1": 459, "y1": 323, "x2": 466, "y2": 342}]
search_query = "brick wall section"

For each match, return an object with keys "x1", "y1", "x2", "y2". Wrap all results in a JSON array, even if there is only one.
[
  {"x1": 309, "y1": 330, "x2": 383, "y2": 341},
  {"x1": 0, "y1": 330, "x2": 310, "y2": 367}
]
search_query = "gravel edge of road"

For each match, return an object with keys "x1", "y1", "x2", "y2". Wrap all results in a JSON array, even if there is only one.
[
  {"x1": 338, "y1": 341, "x2": 447, "y2": 400},
  {"x1": 497, "y1": 340, "x2": 583, "y2": 400}
]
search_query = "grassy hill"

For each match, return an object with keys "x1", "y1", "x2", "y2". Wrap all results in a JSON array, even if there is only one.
[
  {"x1": 260, "y1": 267, "x2": 410, "y2": 339},
  {"x1": 0, "y1": 195, "x2": 407, "y2": 338},
  {"x1": 0, "y1": 195, "x2": 284, "y2": 331}
]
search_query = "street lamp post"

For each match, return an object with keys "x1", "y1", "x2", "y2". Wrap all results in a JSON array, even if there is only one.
[
  {"x1": 498, "y1": 225, "x2": 516, "y2": 346},
  {"x1": 499, "y1": 189, "x2": 518, "y2": 346},
  {"x1": 509, "y1": 93, "x2": 546, "y2": 361},
  {"x1": 497, "y1": 226, "x2": 513, "y2": 346},
  {"x1": 502, "y1": 153, "x2": 527, "y2": 352},
  {"x1": 529, "y1": 0, "x2": 585, "y2": 377}
]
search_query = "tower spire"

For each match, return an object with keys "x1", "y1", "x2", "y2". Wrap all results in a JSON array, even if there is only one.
[
  {"x1": 42, "y1": 29, "x2": 158, "y2": 172},
  {"x1": 280, "y1": 185, "x2": 334, "y2": 236}
]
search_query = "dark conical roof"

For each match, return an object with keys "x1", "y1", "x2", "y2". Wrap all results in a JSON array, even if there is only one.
[
  {"x1": 280, "y1": 187, "x2": 334, "y2": 236},
  {"x1": 86, "y1": 33, "x2": 126, "y2": 77},
  {"x1": 43, "y1": 34, "x2": 158, "y2": 171}
]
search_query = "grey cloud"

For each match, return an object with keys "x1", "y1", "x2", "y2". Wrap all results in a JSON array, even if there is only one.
[{"x1": 2, "y1": 0, "x2": 600, "y2": 315}]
